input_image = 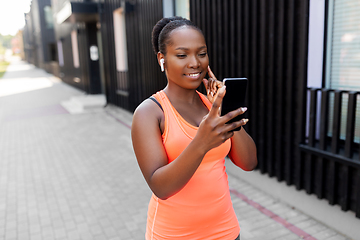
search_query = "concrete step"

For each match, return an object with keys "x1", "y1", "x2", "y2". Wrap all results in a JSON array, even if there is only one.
[{"x1": 61, "y1": 94, "x2": 106, "y2": 114}]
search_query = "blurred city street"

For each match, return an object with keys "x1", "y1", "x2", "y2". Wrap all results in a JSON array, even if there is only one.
[{"x1": 0, "y1": 57, "x2": 353, "y2": 240}]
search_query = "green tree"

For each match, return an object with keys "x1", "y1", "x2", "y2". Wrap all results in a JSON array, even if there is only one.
[
  {"x1": 0, "y1": 44, "x2": 5, "y2": 55},
  {"x1": 0, "y1": 34, "x2": 14, "y2": 49}
]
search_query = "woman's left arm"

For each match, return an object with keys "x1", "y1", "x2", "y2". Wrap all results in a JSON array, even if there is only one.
[{"x1": 228, "y1": 126, "x2": 258, "y2": 171}]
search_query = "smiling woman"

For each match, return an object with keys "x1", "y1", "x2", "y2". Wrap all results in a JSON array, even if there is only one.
[{"x1": 131, "y1": 16, "x2": 257, "y2": 240}]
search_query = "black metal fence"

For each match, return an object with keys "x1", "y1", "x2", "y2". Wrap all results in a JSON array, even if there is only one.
[
  {"x1": 300, "y1": 89, "x2": 360, "y2": 217},
  {"x1": 190, "y1": 0, "x2": 309, "y2": 184},
  {"x1": 101, "y1": 0, "x2": 165, "y2": 111}
]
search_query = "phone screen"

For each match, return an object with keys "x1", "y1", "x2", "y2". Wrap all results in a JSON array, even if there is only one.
[{"x1": 221, "y1": 78, "x2": 248, "y2": 131}]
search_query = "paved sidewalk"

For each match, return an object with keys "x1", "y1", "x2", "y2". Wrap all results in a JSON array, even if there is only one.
[{"x1": 0, "y1": 58, "x2": 353, "y2": 240}]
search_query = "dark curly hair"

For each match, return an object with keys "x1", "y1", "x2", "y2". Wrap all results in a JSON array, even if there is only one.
[{"x1": 151, "y1": 17, "x2": 203, "y2": 55}]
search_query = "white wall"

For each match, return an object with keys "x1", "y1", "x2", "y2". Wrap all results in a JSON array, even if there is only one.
[
  {"x1": 306, "y1": 0, "x2": 325, "y2": 140},
  {"x1": 307, "y1": 0, "x2": 325, "y2": 88}
]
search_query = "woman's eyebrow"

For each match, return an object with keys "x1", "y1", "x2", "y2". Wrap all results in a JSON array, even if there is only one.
[
  {"x1": 175, "y1": 46, "x2": 207, "y2": 50},
  {"x1": 175, "y1": 47, "x2": 189, "y2": 50}
]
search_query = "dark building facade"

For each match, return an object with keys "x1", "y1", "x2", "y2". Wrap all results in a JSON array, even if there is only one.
[
  {"x1": 51, "y1": 0, "x2": 104, "y2": 94},
  {"x1": 23, "y1": 0, "x2": 57, "y2": 74},
  {"x1": 23, "y1": 12, "x2": 37, "y2": 66},
  {"x1": 100, "y1": 0, "x2": 165, "y2": 111}
]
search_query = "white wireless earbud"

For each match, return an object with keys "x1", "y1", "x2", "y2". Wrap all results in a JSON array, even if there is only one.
[{"x1": 160, "y1": 59, "x2": 165, "y2": 72}]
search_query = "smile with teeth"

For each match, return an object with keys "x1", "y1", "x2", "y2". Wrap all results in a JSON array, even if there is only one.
[{"x1": 186, "y1": 73, "x2": 201, "y2": 77}]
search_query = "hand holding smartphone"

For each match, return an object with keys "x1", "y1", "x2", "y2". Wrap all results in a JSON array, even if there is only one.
[{"x1": 221, "y1": 78, "x2": 248, "y2": 131}]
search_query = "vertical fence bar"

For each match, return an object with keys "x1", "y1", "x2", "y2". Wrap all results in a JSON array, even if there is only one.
[
  {"x1": 327, "y1": 90, "x2": 342, "y2": 205},
  {"x1": 266, "y1": 0, "x2": 275, "y2": 177},
  {"x1": 319, "y1": 89, "x2": 330, "y2": 150},
  {"x1": 257, "y1": 0, "x2": 266, "y2": 174},
  {"x1": 315, "y1": 155, "x2": 324, "y2": 199},
  {"x1": 250, "y1": 0, "x2": 259, "y2": 171},
  {"x1": 327, "y1": 160, "x2": 337, "y2": 205},
  {"x1": 293, "y1": 0, "x2": 310, "y2": 191},
  {"x1": 195, "y1": 0, "x2": 201, "y2": 26},
  {"x1": 211, "y1": 0, "x2": 218, "y2": 74},
  {"x1": 223, "y1": 0, "x2": 229, "y2": 77},
  {"x1": 305, "y1": 88, "x2": 318, "y2": 194},
  {"x1": 229, "y1": 0, "x2": 235, "y2": 77},
  {"x1": 315, "y1": 89, "x2": 330, "y2": 199},
  {"x1": 204, "y1": 0, "x2": 212, "y2": 80},
  {"x1": 284, "y1": 0, "x2": 295, "y2": 185},
  {"x1": 275, "y1": 0, "x2": 285, "y2": 181},
  {"x1": 242, "y1": 0, "x2": 249, "y2": 78},
  {"x1": 331, "y1": 90, "x2": 343, "y2": 154},
  {"x1": 216, "y1": 0, "x2": 223, "y2": 78},
  {"x1": 356, "y1": 169, "x2": 360, "y2": 218},
  {"x1": 304, "y1": 153, "x2": 313, "y2": 194},
  {"x1": 345, "y1": 92, "x2": 357, "y2": 158},
  {"x1": 308, "y1": 89, "x2": 318, "y2": 147},
  {"x1": 339, "y1": 165, "x2": 349, "y2": 211}
]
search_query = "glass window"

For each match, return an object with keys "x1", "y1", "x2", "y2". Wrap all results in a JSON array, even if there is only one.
[
  {"x1": 326, "y1": 0, "x2": 360, "y2": 90},
  {"x1": 162, "y1": 0, "x2": 174, "y2": 18},
  {"x1": 162, "y1": 0, "x2": 190, "y2": 19},
  {"x1": 113, "y1": 8, "x2": 128, "y2": 72},
  {"x1": 325, "y1": 0, "x2": 360, "y2": 143},
  {"x1": 175, "y1": 0, "x2": 190, "y2": 19},
  {"x1": 44, "y1": 6, "x2": 54, "y2": 29},
  {"x1": 57, "y1": 40, "x2": 64, "y2": 67},
  {"x1": 71, "y1": 30, "x2": 80, "y2": 68}
]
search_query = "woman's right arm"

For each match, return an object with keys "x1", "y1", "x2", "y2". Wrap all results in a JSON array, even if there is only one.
[
  {"x1": 131, "y1": 99, "x2": 208, "y2": 200},
  {"x1": 131, "y1": 88, "x2": 244, "y2": 200}
]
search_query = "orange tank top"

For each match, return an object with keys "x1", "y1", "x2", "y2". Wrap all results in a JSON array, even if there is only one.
[{"x1": 145, "y1": 90, "x2": 240, "y2": 240}]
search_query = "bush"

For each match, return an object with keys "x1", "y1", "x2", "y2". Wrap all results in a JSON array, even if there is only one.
[{"x1": 0, "y1": 61, "x2": 10, "y2": 79}]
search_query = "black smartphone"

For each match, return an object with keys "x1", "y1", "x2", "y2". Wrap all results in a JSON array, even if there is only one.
[{"x1": 221, "y1": 78, "x2": 248, "y2": 131}]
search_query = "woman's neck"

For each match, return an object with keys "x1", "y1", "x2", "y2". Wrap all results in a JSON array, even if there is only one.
[{"x1": 163, "y1": 84, "x2": 200, "y2": 105}]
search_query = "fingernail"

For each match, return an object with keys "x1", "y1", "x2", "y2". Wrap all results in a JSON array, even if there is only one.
[
  {"x1": 220, "y1": 85, "x2": 226, "y2": 93},
  {"x1": 211, "y1": 92, "x2": 214, "y2": 97},
  {"x1": 244, "y1": 119, "x2": 249, "y2": 124},
  {"x1": 242, "y1": 107, "x2": 247, "y2": 112}
]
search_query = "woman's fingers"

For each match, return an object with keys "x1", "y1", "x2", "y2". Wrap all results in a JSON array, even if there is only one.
[
  {"x1": 202, "y1": 78, "x2": 210, "y2": 95},
  {"x1": 202, "y1": 78, "x2": 209, "y2": 89},
  {"x1": 207, "y1": 66, "x2": 217, "y2": 80},
  {"x1": 210, "y1": 80, "x2": 216, "y2": 97},
  {"x1": 209, "y1": 85, "x2": 226, "y2": 117},
  {"x1": 219, "y1": 107, "x2": 248, "y2": 126},
  {"x1": 223, "y1": 118, "x2": 249, "y2": 132},
  {"x1": 212, "y1": 81, "x2": 223, "y2": 99},
  {"x1": 207, "y1": 66, "x2": 217, "y2": 96},
  {"x1": 206, "y1": 66, "x2": 225, "y2": 101}
]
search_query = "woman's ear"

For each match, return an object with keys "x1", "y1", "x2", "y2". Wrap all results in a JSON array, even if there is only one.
[
  {"x1": 160, "y1": 59, "x2": 165, "y2": 72},
  {"x1": 157, "y1": 52, "x2": 165, "y2": 72}
]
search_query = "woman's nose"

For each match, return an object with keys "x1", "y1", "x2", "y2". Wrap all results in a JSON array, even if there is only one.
[{"x1": 188, "y1": 56, "x2": 200, "y2": 68}]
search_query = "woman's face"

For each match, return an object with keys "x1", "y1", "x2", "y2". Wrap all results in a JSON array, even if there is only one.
[{"x1": 163, "y1": 26, "x2": 209, "y2": 90}]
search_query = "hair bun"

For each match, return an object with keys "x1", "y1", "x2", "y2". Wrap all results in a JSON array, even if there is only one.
[
  {"x1": 151, "y1": 17, "x2": 202, "y2": 56},
  {"x1": 151, "y1": 17, "x2": 185, "y2": 54}
]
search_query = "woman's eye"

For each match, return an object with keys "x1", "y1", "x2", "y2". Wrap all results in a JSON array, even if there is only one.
[
  {"x1": 176, "y1": 54, "x2": 186, "y2": 58},
  {"x1": 199, "y1": 52, "x2": 207, "y2": 57}
]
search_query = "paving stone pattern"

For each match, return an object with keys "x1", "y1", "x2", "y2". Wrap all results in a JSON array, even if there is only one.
[{"x1": 0, "y1": 59, "x2": 352, "y2": 240}]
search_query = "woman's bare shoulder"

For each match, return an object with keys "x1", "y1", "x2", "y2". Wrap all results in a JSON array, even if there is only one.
[{"x1": 132, "y1": 97, "x2": 164, "y2": 129}]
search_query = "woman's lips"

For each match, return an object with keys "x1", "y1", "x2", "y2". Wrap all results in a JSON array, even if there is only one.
[{"x1": 185, "y1": 72, "x2": 201, "y2": 79}]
